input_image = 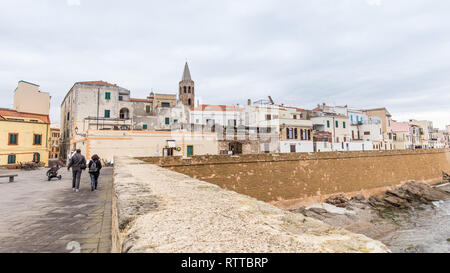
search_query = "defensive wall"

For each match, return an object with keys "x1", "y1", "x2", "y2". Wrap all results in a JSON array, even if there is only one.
[
  {"x1": 140, "y1": 149, "x2": 450, "y2": 208},
  {"x1": 111, "y1": 156, "x2": 389, "y2": 253}
]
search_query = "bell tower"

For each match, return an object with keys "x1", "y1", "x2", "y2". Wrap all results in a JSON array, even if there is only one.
[{"x1": 179, "y1": 62, "x2": 195, "y2": 107}]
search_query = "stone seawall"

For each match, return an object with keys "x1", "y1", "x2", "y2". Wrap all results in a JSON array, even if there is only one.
[
  {"x1": 112, "y1": 156, "x2": 389, "y2": 253},
  {"x1": 139, "y1": 149, "x2": 450, "y2": 207}
]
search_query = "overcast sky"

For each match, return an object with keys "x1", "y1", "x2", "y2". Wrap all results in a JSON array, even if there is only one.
[{"x1": 1, "y1": 0, "x2": 449, "y2": 129}]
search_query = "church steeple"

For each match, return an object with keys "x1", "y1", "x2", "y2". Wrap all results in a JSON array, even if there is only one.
[
  {"x1": 179, "y1": 62, "x2": 195, "y2": 107},
  {"x1": 182, "y1": 62, "x2": 192, "y2": 82}
]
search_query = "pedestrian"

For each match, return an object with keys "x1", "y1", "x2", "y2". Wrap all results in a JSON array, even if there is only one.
[
  {"x1": 67, "y1": 149, "x2": 86, "y2": 192},
  {"x1": 88, "y1": 154, "x2": 102, "y2": 191}
]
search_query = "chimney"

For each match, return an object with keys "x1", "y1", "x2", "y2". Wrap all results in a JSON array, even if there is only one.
[{"x1": 248, "y1": 99, "x2": 251, "y2": 106}]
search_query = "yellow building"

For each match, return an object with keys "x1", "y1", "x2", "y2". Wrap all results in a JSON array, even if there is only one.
[
  {"x1": 0, "y1": 108, "x2": 50, "y2": 167},
  {"x1": 49, "y1": 125, "x2": 61, "y2": 160}
]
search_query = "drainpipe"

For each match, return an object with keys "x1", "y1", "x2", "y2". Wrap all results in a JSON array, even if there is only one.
[{"x1": 97, "y1": 88, "x2": 100, "y2": 130}]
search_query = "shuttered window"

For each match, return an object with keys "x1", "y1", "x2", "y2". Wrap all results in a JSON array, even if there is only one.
[
  {"x1": 33, "y1": 134, "x2": 42, "y2": 145},
  {"x1": 8, "y1": 133, "x2": 18, "y2": 145},
  {"x1": 8, "y1": 155, "x2": 16, "y2": 164}
]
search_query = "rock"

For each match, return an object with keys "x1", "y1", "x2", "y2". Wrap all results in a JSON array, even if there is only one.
[
  {"x1": 443, "y1": 172, "x2": 450, "y2": 182},
  {"x1": 324, "y1": 194, "x2": 349, "y2": 208},
  {"x1": 368, "y1": 181, "x2": 450, "y2": 210},
  {"x1": 308, "y1": 207, "x2": 328, "y2": 215},
  {"x1": 351, "y1": 194, "x2": 366, "y2": 202}
]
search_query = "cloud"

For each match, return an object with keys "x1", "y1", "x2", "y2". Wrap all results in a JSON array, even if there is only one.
[
  {"x1": 67, "y1": 0, "x2": 81, "y2": 6},
  {"x1": 0, "y1": 0, "x2": 449, "y2": 129},
  {"x1": 366, "y1": 0, "x2": 382, "y2": 6}
]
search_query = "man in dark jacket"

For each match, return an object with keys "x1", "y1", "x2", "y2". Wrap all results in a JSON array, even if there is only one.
[
  {"x1": 67, "y1": 149, "x2": 86, "y2": 192},
  {"x1": 88, "y1": 154, "x2": 102, "y2": 191}
]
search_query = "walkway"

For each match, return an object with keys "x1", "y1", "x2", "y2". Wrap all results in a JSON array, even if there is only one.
[{"x1": 0, "y1": 167, "x2": 112, "y2": 253}]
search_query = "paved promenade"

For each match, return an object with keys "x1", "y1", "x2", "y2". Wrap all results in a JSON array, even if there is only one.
[{"x1": 0, "y1": 167, "x2": 112, "y2": 253}]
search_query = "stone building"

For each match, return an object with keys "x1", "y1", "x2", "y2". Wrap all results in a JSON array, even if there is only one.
[
  {"x1": 59, "y1": 64, "x2": 203, "y2": 160},
  {"x1": 189, "y1": 104, "x2": 279, "y2": 154}
]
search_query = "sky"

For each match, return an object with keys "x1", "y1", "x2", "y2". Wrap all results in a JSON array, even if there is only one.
[{"x1": 1, "y1": 0, "x2": 449, "y2": 129}]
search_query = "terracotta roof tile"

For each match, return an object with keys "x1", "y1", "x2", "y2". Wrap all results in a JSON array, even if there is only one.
[
  {"x1": 0, "y1": 108, "x2": 50, "y2": 123},
  {"x1": 76, "y1": 81, "x2": 118, "y2": 87},
  {"x1": 190, "y1": 104, "x2": 245, "y2": 112},
  {"x1": 130, "y1": 98, "x2": 153, "y2": 103}
]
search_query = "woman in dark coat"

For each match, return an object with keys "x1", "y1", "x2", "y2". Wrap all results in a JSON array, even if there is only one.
[{"x1": 88, "y1": 154, "x2": 102, "y2": 191}]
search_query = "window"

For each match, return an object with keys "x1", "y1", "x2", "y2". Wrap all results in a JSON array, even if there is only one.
[
  {"x1": 8, "y1": 133, "x2": 18, "y2": 145},
  {"x1": 266, "y1": 114, "x2": 271, "y2": 121},
  {"x1": 174, "y1": 119, "x2": 178, "y2": 124},
  {"x1": 343, "y1": 122, "x2": 346, "y2": 128},
  {"x1": 188, "y1": 87, "x2": 191, "y2": 93},
  {"x1": 184, "y1": 86, "x2": 187, "y2": 93},
  {"x1": 286, "y1": 128, "x2": 292, "y2": 139},
  {"x1": 161, "y1": 102, "x2": 170, "y2": 107},
  {"x1": 146, "y1": 105, "x2": 151, "y2": 113},
  {"x1": 335, "y1": 121, "x2": 339, "y2": 128},
  {"x1": 33, "y1": 134, "x2": 42, "y2": 145},
  {"x1": 143, "y1": 124, "x2": 148, "y2": 130},
  {"x1": 104, "y1": 110, "x2": 110, "y2": 118},
  {"x1": 165, "y1": 117, "x2": 170, "y2": 125},
  {"x1": 105, "y1": 92, "x2": 111, "y2": 100},
  {"x1": 67, "y1": 112, "x2": 70, "y2": 121},
  {"x1": 293, "y1": 115, "x2": 297, "y2": 120},
  {"x1": 119, "y1": 95, "x2": 123, "y2": 101},
  {"x1": 8, "y1": 155, "x2": 16, "y2": 164},
  {"x1": 327, "y1": 120, "x2": 330, "y2": 128}
]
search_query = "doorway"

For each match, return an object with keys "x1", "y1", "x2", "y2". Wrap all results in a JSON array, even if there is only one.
[{"x1": 187, "y1": 145, "x2": 194, "y2": 156}]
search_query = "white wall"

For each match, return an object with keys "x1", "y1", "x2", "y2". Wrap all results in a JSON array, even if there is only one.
[{"x1": 280, "y1": 141, "x2": 314, "y2": 153}]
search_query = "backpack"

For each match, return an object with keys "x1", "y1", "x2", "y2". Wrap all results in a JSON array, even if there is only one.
[{"x1": 89, "y1": 160, "x2": 98, "y2": 173}]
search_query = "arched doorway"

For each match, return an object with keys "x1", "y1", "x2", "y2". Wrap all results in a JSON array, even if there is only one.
[
  {"x1": 119, "y1": 108, "x2": 129, "y2": 119},
  {"x1": 33, "y1": 153, "x2": 40, "y2": 163}
]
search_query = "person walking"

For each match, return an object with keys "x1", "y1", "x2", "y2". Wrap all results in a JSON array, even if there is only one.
[
  {"x1": 88, "y1": 154, "x2": 102, "y2": 191},
  {"x1": 67, "y1": 149, "x2": 86, "y2": 192}
]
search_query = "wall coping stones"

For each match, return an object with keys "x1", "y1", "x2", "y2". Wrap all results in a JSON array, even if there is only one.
[{"x1": 112, "y1": 156, "x2": 389, "y2": 253}]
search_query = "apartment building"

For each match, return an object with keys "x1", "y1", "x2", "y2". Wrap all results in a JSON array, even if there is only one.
[
  {"x1": 49, "y1": 124, "x2": 60, "y2": 159},
  {"x1": 364, "y1": 108, "x2": 394, "y2": 150},
  {"x1": 0, "y1": 109, "x2": 50, "y2": 167}
]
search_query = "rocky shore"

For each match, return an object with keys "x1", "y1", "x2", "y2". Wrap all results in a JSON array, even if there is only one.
[{"x1": 289, "y1": 181, "x2": 450, "y2": 246}]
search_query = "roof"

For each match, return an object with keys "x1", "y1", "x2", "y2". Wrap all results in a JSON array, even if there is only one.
[
  {"x1": 130, "y1": 98, "x2": 153, "y2": 103},
  {"x1": 0, "y1": 108, "x2": 50, "y2": 123},
  {"x1": 181, "y1": 62, "x2": 192, "y2": 82},
  {"x1": 391, "y1": 121, "x2": 410, "y2": 132},
  {"x1": 18, "y1": 80, "x2": 39, "y2": 87},
  {"x1": 364, "y1": 107, "x2": 391, "y2": 117},
  {"x1": 76, "y1": 81, "x2": 118, "y2": 87},
  {"x1": 190, "y1": 104, "x2": 245, "y2": 112}
]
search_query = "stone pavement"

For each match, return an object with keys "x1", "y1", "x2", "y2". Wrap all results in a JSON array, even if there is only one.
[{"x1": 0, "y1": 167, "x2": 112, "y2": 253}]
